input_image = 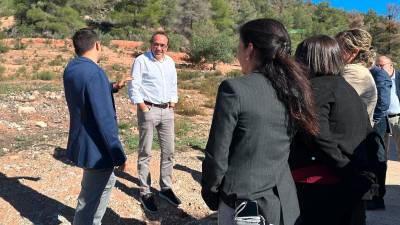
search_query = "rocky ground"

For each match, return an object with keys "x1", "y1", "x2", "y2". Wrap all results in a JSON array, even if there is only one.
[{"x1": 0, "y1": 80, "x2": 216, "y2": 225}]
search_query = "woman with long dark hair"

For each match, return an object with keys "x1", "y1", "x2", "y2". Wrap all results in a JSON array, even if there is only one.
[
  {"x1": 291, "y1": 35, "x2": 371, "y2": 225},
  {"x1": 201, "y1": 18, "x2": 317, "y2": 225}
]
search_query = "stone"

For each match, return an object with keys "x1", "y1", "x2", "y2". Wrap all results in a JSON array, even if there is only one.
[
  {"x1": 35, "y1": 121, "x2": 47, "y2": 128},
  {"x1": 17, "y1": 106, "x2": 36, "y2": 114}
]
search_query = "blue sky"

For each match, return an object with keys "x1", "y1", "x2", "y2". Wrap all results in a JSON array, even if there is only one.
[{"x1": 311, "y1": 0, "x2": 398, "y2": 16}]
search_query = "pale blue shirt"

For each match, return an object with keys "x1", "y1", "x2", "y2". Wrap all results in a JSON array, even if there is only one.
[
  {"x1": 128, "y1": 51, "x2": 178, "y2": 104},
  {"x1": 388, "y1": 70, "x2": 400, "y2": 115}
]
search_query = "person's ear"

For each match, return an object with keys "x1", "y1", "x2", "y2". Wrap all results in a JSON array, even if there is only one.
[
  {"x1": 95, "y1": 41, "x2": 101, "y2": 51},
  {"x1": 246, "y1": 42, "x2": 254, "y2": 60}
]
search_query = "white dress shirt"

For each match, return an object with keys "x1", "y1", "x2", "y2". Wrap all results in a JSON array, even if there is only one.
[{"x1": 128, "y1": 51, "x2": 178, "y2": 104}]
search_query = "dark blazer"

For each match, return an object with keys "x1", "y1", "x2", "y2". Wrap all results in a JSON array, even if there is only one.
[
  {"x1": 63, "y1": 56, "x2": 126, "y2": 169},
  {"x1": 289, "y1": 76, "x2": 370, "y2": 170},
  {"x1": 201, "y1": 72, "x2": 299, "y2": 225}
]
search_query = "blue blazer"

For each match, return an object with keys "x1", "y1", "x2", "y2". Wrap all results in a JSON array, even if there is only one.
[
  {"x1": 370, "y1": 66, "x2": 391, "y2": 123},
  {"x1": 63, "y1": 57, "x2": 126, "y2": 169}
]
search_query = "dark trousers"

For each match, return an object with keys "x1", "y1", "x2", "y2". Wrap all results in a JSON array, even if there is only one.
[
  {"x1": 296, "y1": 182, "x2": 365, "y2": 225},
  {"x1": 373, "y1": 118, "x2": 389, "y2": 199}
]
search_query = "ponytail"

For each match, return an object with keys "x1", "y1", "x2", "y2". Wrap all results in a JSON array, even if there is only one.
[{"x1": 260, "y1": 52, "x2": 318, "y2": 135}]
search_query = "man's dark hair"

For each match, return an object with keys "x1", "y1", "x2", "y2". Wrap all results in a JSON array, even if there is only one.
[
  {"x1": 72, "y1": 28, "x2": 99, "y2": 56},
  {"x1": 295, "y1": 35, "x2": 344, "y2": 78},
  {"x1": 150, "y1": 31, "x2": 169, "y2": 45}
]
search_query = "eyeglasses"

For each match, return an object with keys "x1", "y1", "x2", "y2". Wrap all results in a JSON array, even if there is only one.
[
  {"x1": 151, "y1": 43, "x2": 167, "y2": 48},
  {"x1": 377, "y1": 63, "x2": 392, "y2": 68}
]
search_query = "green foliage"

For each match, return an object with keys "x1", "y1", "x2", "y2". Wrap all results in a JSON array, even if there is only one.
[
  {"x1": 177, "y1": 70, "x2": 201, "y2": 81},
  {"x1": 48, "y1": 55, "x2": 65, "y2": 66},
  {"x1": 0, "y1": 0, "x2": 15, "y2": 16},
  {"x1": 13, "y1": 38, "x2": 26, "y2": 50},
  {"x1": 0, "y1": 43, "x2": 9, "y2": 53},
  {"x1": 175, "y1": 118, "x2": 207, "y2": 151},
  {"x1": 210, "y1": 0, "x2": 234, "y2": 32},
  {"x1": 33, "y1": 71, "x2": 57, "y2": 80},
  {"x1": 168, "y1": 33, "x2": 187, "y2": 52},
  {"x1": 14, "y1": 66, "x2": 27, "y2": 78},
  {"x1": 0, "y1": 64, "x2": 6, "y2": 80},
  {"x1": 176, "y1": 97, "x2": 205, "y2": 116},
  {"x1": 226, "y1": 69, "x2": 242, "y2": 78},
  {"x1": 2, "y1": 0, "x2": 400, "y2": 64},
  {"x1": 189, "y1": 21, "x2": 235, "y2": 67}
]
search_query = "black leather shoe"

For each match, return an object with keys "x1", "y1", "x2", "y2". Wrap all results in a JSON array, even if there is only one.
[
  {"x1": 366, "y1": 197, "x2": 385, "y2": 210},
  {"x1": 159, "y1": 189, "x2": 181, "y2": 206},
  {"x1": 140, "y1": 194, "x2": 157, "y2": 212}
]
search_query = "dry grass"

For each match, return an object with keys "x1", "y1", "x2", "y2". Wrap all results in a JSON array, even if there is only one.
[{"x1": 176, "y1": 96, "x2": 205, "y2": 116}]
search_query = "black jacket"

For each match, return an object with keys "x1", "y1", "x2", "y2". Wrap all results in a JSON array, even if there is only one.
[
  {"x1": 289, "y1": 76, "x2": 370, "y2": 170},
  {"x1": 202, "y1": 72, "x2": 300, "y2": 225}
]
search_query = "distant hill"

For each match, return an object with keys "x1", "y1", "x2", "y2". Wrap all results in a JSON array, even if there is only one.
[{"x1": 0, "y1": 0, "x2": 399, "y2": 63}]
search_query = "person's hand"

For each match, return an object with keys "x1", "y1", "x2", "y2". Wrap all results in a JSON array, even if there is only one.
[
  {"x1": 114, "y1": 77, "x2": 133, "y2": 90},
  {"x1": 169, "y1": 102, "x2": 175, "y2": 109},
  {"x1": 117, "y1": 163, "x2": 126, "y2": 172},
  {"x1": 138, "y1": 102, "x2": 150, "y2": 112}
]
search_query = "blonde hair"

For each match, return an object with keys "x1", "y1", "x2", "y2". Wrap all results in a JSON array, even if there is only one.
[{"x1": 335, "y1": 29, "x2": 375, "y2": 67}]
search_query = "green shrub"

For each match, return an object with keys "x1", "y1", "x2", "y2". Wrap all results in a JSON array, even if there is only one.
[
  {"x1": 48, "y1": 55, "x2": 65, "y2": 66},
  {"x1": 33, "y1": 71, "x2": 57, "y2": 80},
  {"x1": 189, "y1": 21, "x2": 236, "y2": 69},
  {"x1": 110, "y1": 64, "x2": 127, "y2": 73},
  {"x1": 123, "y1": 135, "x2": 140, "y2": 154},
  {"x1": 177, "y1": 70, "x2": 202, "y2": 81},
  {"x1": 118, "y1": 122, "x2": 131, "y2": 130},
  {"x1": 13, "y1": 38, "x2": 26, "y2": 50},
  {"x1": 226, "y1": 69, "x2": 242, "y2": 78},
  {"x1": 0, "y1": 43, "x2": 9, "y2": 53},
  {"x1": 176, "y1": 97, "x2": 205, "y2": 116},
  {"x1": 99, "y1": 32, "x2": 112, "y2": 47},
  {"x1": 0, "y1": 65, "x2": 6, "y2": 81},
  {"x1": 15, "y1": 66, "x2": 27, "y2": 78},
  {"x1": 168, "y1": 33, "x2": 187, "y2": 52},
  {"x1": 199, "y1": 76, "x2": 224, "y2": 98}
]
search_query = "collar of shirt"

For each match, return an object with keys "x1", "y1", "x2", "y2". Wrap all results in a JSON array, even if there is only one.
[{"x1": 150, "y1": 51, "x2": 165, "y2": 63}]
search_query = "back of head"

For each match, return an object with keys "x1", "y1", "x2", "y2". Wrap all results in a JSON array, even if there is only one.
[
  {"x1": 295, "y1": 35, "x2": 344, "y2": 77},
  {"x1": 335, "y1": 28, "x2": 375, "y2": 67},
  {"x1": 72, "y1": 28, "x2": 99, "y2": 56},
  {"x1": 239, "y1": 18, "x2": 318, "y2": 136},
  {"x1": 239, "y1": 18, "x2": 291, "y2": 65}
]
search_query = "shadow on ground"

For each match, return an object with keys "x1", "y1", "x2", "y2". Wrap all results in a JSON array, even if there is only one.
[{"x1": 366, "y1": 185, "x2": 400, "y2": 225}]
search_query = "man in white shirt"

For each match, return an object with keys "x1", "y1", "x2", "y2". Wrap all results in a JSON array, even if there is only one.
[{"x1": 128, "y1": 31, "x2": 180, "y2": 212}]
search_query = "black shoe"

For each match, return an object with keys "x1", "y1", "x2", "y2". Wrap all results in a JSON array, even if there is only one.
[
  {"x1": 159, "y1": 189, "x2": 181, "y2": 206},
  {"x1": 140, "y1": 194, "x2": 157, "y2": 212},
  {"x1": 366, "y1": 198, "x2": 385, "y2": 210}
]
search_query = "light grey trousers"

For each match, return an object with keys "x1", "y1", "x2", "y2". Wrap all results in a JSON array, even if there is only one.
[
  {"x1": 385, "y1": 116, "x2": 400, "y2": 160},
  {"x1": 137, "y1": 106, "x2": 175, "y2": 196},
  {"x1": 73, "y1": 168, "x2": 116, "y2": 225}
]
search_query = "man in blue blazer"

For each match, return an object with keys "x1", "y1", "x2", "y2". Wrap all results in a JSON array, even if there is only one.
[
  {"x1": 63, "y1": 28, "x2": 127, "y2": 225},
  {"x1": 368, "y1": 64, "x2": 391, "y2": 210},
  {"x1": 370, "y1": 55, "x2": 400, "y2": 210}
]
